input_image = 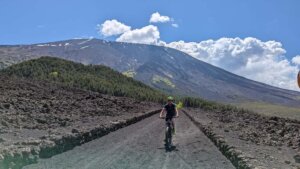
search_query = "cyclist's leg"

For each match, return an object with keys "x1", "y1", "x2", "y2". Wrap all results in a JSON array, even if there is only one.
[
  {"x1": 164, "y1": 118, "x2": 169, "y2": 143},
  {"x1": 171, "y1": 118, "x2": 175, "y2": 134}
]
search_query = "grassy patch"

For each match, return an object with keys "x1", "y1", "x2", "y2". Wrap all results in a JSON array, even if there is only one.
[
  {"x1": 152, "y1": 75, "x2": 175, "y2": 88},
  {"x1": 235, "y1": 102, "x2": 300, "y2": 120},
  {"x1": 122, "y1": 70, "x2": 136, "y2": 78}
]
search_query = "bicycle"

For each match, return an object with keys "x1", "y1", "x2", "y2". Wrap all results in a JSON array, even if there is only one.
[{"x1": 160, "y1": 116, "x2": 178, "y2": 150}]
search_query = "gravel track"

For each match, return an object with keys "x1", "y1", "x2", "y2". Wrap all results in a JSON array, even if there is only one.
[{"x1": 24, "y1": 113, "x2": 234, "y2": 169}]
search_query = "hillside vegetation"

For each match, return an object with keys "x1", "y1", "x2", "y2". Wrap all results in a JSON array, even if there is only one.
[
  {"x1": 1, "y1": 57, "x2": 166, "y2": 102},
  {"x1": 0, "y1": 57, "x2": 262, "y2": 112},
  {"x1": 3, "y1": 57, "x2": 291, "y2": 115},
  {"x1": 2, "y1": 56, "x2": 299, "y2": 121}
]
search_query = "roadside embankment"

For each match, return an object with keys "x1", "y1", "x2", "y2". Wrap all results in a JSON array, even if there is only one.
[
  {"x1": 0, "y1": 75, "x2": 161, "y2": 169},
  {"x1": 0, "y1": 109, "x2": 160, "y2": 169},
  {"x1": 183, "y1": 108, "x2": 300, "y2": 169}
]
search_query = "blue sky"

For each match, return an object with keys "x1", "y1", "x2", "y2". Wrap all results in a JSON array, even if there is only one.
[
  {"x1": 0, "y1": 0, "x2": 299, "y2": 57},
  {"x1": 1, "y1": 0, "x2": 300, "y2": 90}
]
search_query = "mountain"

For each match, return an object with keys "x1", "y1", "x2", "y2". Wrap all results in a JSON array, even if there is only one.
[
  {"x1": 1, "y1": 57, "x2": 165, "y2": 102},
  {"x1": 1, "y1": 38, "x2": 300, "y2": 106}
]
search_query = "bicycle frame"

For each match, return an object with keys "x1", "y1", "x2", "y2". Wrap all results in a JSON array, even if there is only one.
[
  {"x1": 165, "y1": 119, "x2": 173, "y2": 149},
  {"x1": 160, "y1": 116, "x2": 177, "y2": 150}
]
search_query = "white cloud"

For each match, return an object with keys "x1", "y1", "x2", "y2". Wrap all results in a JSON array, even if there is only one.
[
  {"x1": 149, "y1": 12, "x2": 171, "y2": 23},
  {"x1": 292, "y1": 55, "x2": 300, "y2": 65},
  {"x1": 164, "y1": 37, "x2": 299, "y2": 90},
  {"x1": 97, "y1": 19, "x2": 300, "y2": 91},
  {"x1": 116, "y1": 25, "x2": 160, "y2": 45},
  {"x1": 171, "y1": 23, "x2": 179, "y2": 28},
  {"x1": 98, "y1": 19, "x2": 131, "y2": 37}
]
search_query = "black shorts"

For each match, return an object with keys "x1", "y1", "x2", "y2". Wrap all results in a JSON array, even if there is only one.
[
  {"x1": 165, "y1": 117, "x2": 175, "y2": 128},
  {"x1": 165, "y1": 116, "x2": 174, "y2": 121}
]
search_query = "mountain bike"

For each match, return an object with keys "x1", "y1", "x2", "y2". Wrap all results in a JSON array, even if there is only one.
[{"x1": 160, "y1": 116, "x2": 178, "y2": 150}]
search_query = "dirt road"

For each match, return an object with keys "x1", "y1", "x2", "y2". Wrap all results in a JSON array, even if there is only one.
[{"x1": 24, "y1": 113, "x2": 234, "y2": 169}]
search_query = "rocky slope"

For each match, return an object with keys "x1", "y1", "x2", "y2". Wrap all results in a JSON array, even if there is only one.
[
  {"x1": 1, "y1": 38, "x2": 300, "y2": 106},
  {"x1": 184, "y1": 108, "x2": 300, "y2": 169},
  {"x1": 0, "y1": 75, "x2": 160, "y2": 168}
]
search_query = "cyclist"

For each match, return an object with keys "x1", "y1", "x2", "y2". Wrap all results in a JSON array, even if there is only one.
[{"x1": 159, "y1": 96, "x2": 179, "y2": 134}]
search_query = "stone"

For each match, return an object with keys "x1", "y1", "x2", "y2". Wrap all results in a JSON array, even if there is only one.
[
  {"x1": 294, "y1": 155, "x2": 300, "y2": 163},
  {"x1": 3, "y1": 103, "x2": 10, "y2": 109},
  {"x1": 285, "y1": 160, "x2": 291, "y2": 164},
  {"x1": 71, "y1": 128, "x2": 79, "y2": 133}
]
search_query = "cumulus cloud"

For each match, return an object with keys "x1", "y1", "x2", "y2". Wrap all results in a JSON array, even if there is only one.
[
  {"x1": 97, "y1": 19, "x2": 300, "y2": 90},
  {"x1": 292, "y1": 55, "x2": 300, "y2": 65},
  {"x1": 116, "y1": 25, "x2": 160, "y2": 45},
  {"x1": 164, "y1": 38, "x2": 299, "y2": 90},
  {"x1": 149, "y1": 12, "x2": 171, "y2": 23},
  {"x1": 98, "y1": 19, "x2": 131, "y2": 37}
]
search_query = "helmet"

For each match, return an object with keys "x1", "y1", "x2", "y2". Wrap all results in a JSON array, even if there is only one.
[{"x1": 167, "y1": 96, "x2": 174, "y2": 101}]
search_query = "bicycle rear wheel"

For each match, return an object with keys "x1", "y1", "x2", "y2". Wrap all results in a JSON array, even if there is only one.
[{"x1": 165, "y1": 126, "x2": 172, "y2": 149}]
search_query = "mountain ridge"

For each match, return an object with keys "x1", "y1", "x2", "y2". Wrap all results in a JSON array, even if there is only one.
[{"x1": 0, "y1": 38, "x2": 299, "y2": 107}]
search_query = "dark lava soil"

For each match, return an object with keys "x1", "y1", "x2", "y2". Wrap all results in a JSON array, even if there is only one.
[
  {"x1": 186, "y1": 108, "x2": 300, "y2": 169},
  {"x1": 204, "y1": 108, "x2": 300, "y2": 149},
  {"x1": 0, "y1": 75, "x2": 159, "y2": 167}
]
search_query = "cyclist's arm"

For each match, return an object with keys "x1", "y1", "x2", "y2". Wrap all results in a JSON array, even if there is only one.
[
  {"x1": 159, "y1": 108, "x2": 165, "y2": 118},
  {"x1": 175, "y1": 107, "x2": 179, "y2": 117}
]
